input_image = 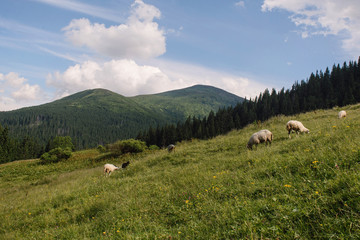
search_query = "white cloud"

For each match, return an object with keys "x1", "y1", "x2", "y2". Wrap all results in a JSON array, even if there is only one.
[
  {"x1": 0, "y1": 72, "x2": 47, "y2": 111},
  {"x1": 235, "y1": 1, "x2": 245, "y2": 8},
  {"x1": 47, "y1": 59, "x2": 171, "y2": 98},
  {"x1": 34, "y1": 0, "x2": 125, "y2": 23},
  {"x1": 262, "y1": 0, "x2": 360, "y2": 56},
  {"x1": 63, "y1": 0, "x2": 166, "y2": 59}
]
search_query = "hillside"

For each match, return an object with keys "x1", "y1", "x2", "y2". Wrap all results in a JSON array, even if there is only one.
[
  {"x1": 132, "y1": 84, "x2": 243, "y2": 119},
  {"x1": 0, "y1": 85, "x2": 243, "y2": 149},
  {"x1": 1, "y1": 104, "x2": 359, "y2": 239}
]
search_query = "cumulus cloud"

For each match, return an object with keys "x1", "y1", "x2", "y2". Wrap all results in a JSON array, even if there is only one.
[
  {"x1": 0, "y1": 72, "x2": 47, "y2": 111},
  {"x1": 47, "y1": 59, "x2": 269, "y2": 100},
  {"x1": 262, "y1": 0, "x2": 360, "y2": 56},
  {"x1": 62, "y1": 0, "x2": 165, "y2": 59},
  {"x1": 47, "y1": 59, "x2": 172, "y2": 98}
]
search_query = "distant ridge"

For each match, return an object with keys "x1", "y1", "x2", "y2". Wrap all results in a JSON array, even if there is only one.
[{"x1": 0, "y1": 85, "x2": 244, "y2": 149}]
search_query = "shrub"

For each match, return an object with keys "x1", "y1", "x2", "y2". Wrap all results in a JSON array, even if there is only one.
[
  {"x1": 107, "y1": 139, "x2": 147, "y2": 155},
  {"x1": 148, "y1": 145, "x2": 160, "y2": 151},
  {"x1": 46, "y1": 136, "x2": 75, "y2": 152},
  {"x1": 40, "y1": 147, "x2": 72, "y2": 164},
  {"x1": 97, "y1": 145, "x2": 106, "y2": 153}
]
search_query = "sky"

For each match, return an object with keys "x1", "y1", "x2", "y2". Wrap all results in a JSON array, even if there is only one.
[{"x1": 0, "y1": 0, "x2": 359, "y2": 111}]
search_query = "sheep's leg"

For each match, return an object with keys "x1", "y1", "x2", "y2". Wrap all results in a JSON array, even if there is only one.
[{"x1": 288, "y1": 130, "x2": 291, "y2": 139}]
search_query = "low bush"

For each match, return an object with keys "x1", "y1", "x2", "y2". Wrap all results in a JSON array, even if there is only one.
[
  {"x1": 107, "y1": 139, "x2": 147, "y2": 155},
  {"x1": 40, "y1": 147, "x2": 72, "y2": 163}
]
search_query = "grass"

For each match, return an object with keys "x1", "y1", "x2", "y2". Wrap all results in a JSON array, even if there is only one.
[{"x1": 1, "y1": 105, "x2": 360, "y2": 239}]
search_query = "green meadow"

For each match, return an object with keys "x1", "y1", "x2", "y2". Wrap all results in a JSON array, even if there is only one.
[{"x1": 1, "y1": 104, "x2": 360, "y2": 239}]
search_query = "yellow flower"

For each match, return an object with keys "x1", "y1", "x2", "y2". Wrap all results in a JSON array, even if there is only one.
[
  {"x1": 213, "y1": 176, "x2": 216, "y2": 179},
  {"x1": 346, "y1": 126, "x2": 350, "y2": 128},
  {"x1": 117, "y1": 230, "x2": 120, "y2": 233},
  {"x1": 28, "y1": 212, "x2": 31, "y2": 215},
  {"x1": 332, "y1": 126, "x2": 337, "y2": 128},
  {"x1": 178, "y1": 231, "x2": 181, "y2": 234},
  {"x1": 312, "y1": 160, "x2": 319, "y2": 164},
  {"x1": 315, "y1": 191, "x2": 319, "y2": 194},
  {"x1": 284, "y1": 184, "x2": 291, "y2": 188},
  {"x1": 185, "y1": 200, "x2": 189, "y2": 204},
  {"x1": 103, "y1": 232, "x2": 106, "y2": 235}
]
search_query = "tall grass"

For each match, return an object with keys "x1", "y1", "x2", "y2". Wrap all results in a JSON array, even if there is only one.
[{"x1": 1, "y1": 105, "x2": 360, "y2": 239}]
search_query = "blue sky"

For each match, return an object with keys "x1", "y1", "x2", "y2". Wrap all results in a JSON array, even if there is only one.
[{"x1": 1, "y1": 0, "x2": 359, "y2": 111}]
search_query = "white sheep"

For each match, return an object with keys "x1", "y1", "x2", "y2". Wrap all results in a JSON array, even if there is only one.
[
  {"x1": 286, "y1": 120, "x2": 310, "y2": 138},
  {"x1": 167, "y1": 144, "x2": 176, "y2": 152},
  {"x1": 338, "y1": 110, "x2": 346, "y2": 119},
  {"x1": 104, "y1": 162, "x2": 130, "y2": 177},
  {"x1": 247, "y1": 129, "x2": 273, "y2": 150}
]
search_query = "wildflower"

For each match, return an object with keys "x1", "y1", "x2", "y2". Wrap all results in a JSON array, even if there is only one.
[
  {"x1": 92, "y1": 217, "x2": 95, "y2": 219},
  {"x1": 312, "y1": 160, "x2": 319, "y2": 164},
  {"x1": 178, "y1": 231, "x2": 181, "y2": 234},
  {"x1": 213, "y1": 176, "x2": 216, "y2": 179},
  {"x1": 95, "y1": 195, "x2": 99, "y2": 198},
  {"x1": 185, "y1": 200, "x2": 189, "y2": 204},
  {"x1": 346, "y1": 126, "x2": 350, "y2": 128},
  {"x1": 315, "y1": 191, "x2": 319, "y2": 194},
  {"x1": 103, "y1": 232, "x2": 106, "y2": 235},
  {"x1": 28, "y1": 212, "x2": 31, "y2": 215},
  {"x1": 332, "y1": 126, "x2": 336, "y2": 128},
  {"x1": 117, "y1": 230, "x2": 120, "y2": 233},
  {"x1": 344, "y1": 203, "x2": 348, "y2": 207},
  {"x1": 284, "y1": 184, "x2": 291, "y2": 188}
]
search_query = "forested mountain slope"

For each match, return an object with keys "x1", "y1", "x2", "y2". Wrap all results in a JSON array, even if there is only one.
[
  {"x1": 0, "y1": 85, "x2": 243, "y2": 149},
  {"x1": 132, "y1": 84, "x2": 243, "y2": 119}
]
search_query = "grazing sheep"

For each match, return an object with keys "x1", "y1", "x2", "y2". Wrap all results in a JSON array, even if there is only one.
[
  {"x1": 338, "y1": 110, "x2": 346, "y2": 119},
  {"x1": 104, "y1": 162, "x2": 130, "y2": 177},
  {"x1": 167, "y1": 144, "x2": 176, "y2": 152},
  {"x1": 286, "y1": 120, "x2": 310, "y2": 138},
  {"x1": 104, "y1": 164, "x2": 119, "y2": 177},
  {"x1": 121, "y1": 161, "x2": 130, "y2": 169},
  {"x1": 247, "y1": 129, "x2": 273, "y2": 150}
]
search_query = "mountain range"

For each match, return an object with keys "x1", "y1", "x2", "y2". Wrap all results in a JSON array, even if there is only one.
[{"x1": 0, "y1": 85, "x2": 243, "y2": 149}]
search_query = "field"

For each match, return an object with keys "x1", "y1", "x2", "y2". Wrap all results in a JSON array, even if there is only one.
[{"x1": 1, "y1": 104, "x2": 360, "y2": 239}]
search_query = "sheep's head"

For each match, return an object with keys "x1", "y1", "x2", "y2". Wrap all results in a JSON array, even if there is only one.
[
  {"x1": 246, "y1": 144, "x2": 252, "y2": 150},
  {"x1": 304, "y1": 128, "x2": 310, "y2": 134}
]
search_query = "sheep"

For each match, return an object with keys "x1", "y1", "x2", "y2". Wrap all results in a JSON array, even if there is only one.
[
  {"x1": 104, "y1": 161, "x2": 130, "y2": 177},
  {"x1": 167, "y1": 144, "x2": 176, "y2": 152},
  {"x1": 121, "y1": 161, "x2": 130, "y2": 169},
  {"x1": 286, "y1": 120, "x2": 310, "y2": 138},
  {"x1": 338, "y1": 110, "x2": 346, "y2": 119},
  {"x1": 247, "y1": 129, "x2": 273, "y2": 150}
]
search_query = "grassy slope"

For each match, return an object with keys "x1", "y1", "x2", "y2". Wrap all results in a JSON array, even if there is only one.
[{"x1": 1, "y1": 105, "x2": 360, "y2": 239}]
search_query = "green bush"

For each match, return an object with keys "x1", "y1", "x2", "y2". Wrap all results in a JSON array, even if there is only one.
[
  {"x1": 107, "y1": 139, "x2": 147, "y2": 155},
  {"x1": 97, "y1": 145, "x2": 106, "y2": 153},
  {"x1": 40, "y1": 147, "x2": 72, "y2": 163},
  {"x1": 148, "y1": 145, "x2": 160, "y2": 151},
  {"x1": 47, "y1": 136, "x2": 75, "y2": 152}
]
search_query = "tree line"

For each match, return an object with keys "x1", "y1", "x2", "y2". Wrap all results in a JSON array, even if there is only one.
[{"x1": 137, "y1": 58, "x2": 360, "y2": 147}]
